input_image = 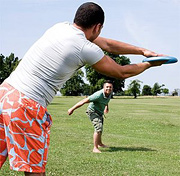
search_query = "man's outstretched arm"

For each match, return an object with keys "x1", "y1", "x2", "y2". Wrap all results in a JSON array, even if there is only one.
[
  {"x1": 92, "y1": 55, "x2": 165, "y2": 80},
  {"x1": 93, "y1": 37, "x2": 163, "y2": 57},
  {"x1": 68, "y1": 97, "x2": 90, "y2": 115}
]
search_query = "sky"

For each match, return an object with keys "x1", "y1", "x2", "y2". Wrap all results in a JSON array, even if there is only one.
[{"x1": 1, "y1": 0, "x2": 180, "y2": 92}]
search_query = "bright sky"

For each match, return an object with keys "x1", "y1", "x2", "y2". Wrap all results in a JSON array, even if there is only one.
[{"x1": 1, "y1": 0, "x2": 180, "y2": 92}]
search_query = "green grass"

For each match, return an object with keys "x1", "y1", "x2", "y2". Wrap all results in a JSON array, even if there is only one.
[{"x1": 1, "y1": 96, "x2": 180, "y2": 176}]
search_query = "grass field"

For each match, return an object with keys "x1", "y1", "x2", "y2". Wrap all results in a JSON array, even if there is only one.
[{"x1": 0, "y1": 96, "x2": 180, "y2": 176}]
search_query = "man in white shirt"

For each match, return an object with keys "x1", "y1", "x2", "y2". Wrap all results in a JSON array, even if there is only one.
[{"x1": 0, "y1": 2, "x2": 165, "y2": 176}]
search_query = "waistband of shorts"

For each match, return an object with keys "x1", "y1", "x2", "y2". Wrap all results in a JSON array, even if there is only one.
[
  {"x1": 2, "y1": 81, "x2": 46, "y2": 109},
  {"x1": 86, "y1": 108, "x2": 103, "y2": 116},
  {"x1": 1, "y1": 81, "x2": 19, "y2": 92}
]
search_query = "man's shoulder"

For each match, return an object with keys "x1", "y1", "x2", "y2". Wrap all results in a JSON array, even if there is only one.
[
  {"x1": 89, "y1": 89, "x2": 103, "y2": 99},
  {"x1": 93, "y1": 89, "x2": 104, "y2": 98},
  {"x1": 94, "y1": 89, "x2": 104, "y2": 95}
]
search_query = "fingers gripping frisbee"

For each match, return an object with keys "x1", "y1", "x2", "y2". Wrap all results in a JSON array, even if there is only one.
[{"x1": 142, "y1": 56, "x2": 178, "y2": 64}]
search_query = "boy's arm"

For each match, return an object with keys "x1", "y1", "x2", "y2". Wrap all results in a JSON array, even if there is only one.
[
  {"x1": 68, "y1": 97, "x2": 90, "y2": 115},
  {"x1": 104, "y1": 105, "x2": 109, "y2": 114}
]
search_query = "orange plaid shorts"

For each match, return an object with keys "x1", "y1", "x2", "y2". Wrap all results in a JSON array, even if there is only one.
[{"x1": 0, "y1": 82, "x2": 52, "y2": 173}]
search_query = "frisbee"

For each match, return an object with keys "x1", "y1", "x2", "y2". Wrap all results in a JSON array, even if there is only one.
[{"x1": 142, "y1": 56, "x2": 178, "y2": 64}]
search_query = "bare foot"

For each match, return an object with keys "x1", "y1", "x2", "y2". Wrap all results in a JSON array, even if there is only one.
[
  {"x1": 98, "y1": 144, "x2": 109, "y2": 148},
  {"x1": 93, "y1": 148, "x2": 101, "y2": 153}
]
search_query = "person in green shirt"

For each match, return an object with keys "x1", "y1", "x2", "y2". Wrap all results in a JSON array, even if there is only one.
[{"x1": 68, "y1": 80, "x2": 113, "y2": 153}]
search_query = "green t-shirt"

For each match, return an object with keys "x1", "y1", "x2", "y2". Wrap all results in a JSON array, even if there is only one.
[{"x1": 87, "y1": 89, "x2": 112, "y2": 115}]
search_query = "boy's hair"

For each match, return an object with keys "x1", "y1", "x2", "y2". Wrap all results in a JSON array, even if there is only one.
[
  {"x1": 103, "y1": 80, "x2": 113, "y2": 86},
  {"x1": 73, "y1": 2, "x2": 104, "y2": 29}
]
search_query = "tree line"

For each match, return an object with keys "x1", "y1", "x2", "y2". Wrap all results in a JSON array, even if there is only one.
[
  {"x1": 125, "y1": 80, "x2": 173, "y2": 98},
  {"x1": 0, "y1": 53, "x2": 179, "y2": 98}
]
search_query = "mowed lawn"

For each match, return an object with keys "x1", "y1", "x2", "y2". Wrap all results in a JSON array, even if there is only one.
[{"x1": 1, "y1": 96, "x2": 179, "y2": 176}]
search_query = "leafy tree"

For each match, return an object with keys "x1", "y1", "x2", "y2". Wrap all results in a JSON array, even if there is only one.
[
  {"x1": 124, "y1": 89, "x2": 132, "y2": 96},
  {"x1": 151, "y1": 82, "x2": 165, "y2": 96},
  {"x1": 0, "y1": 53, "x2": 20, "y2": 84},
  {"x1": 172, "y1": 89, "x2": 179, "y2": 96},
  {"x1": 162, "y1": 88, "x2": 169, "y2": 95},
  {"x1": 142, "y1": 85, "x2": 152, "y2": 95},
  {"x1": 85, "y1": 52, "x2": 130, "y2": 93},
  {"x1": 60, "y1": 70, "x2": 86, "y2": 96},
  {"x1": 81, "y1": 84, "x2": 94, "y2": 96},
  {"x1": 127, "y1": 79, "x2": 142, "y2": 98}
]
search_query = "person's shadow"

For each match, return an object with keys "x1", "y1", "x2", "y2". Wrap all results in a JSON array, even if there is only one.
[{"x1": 106, "y1": 146, "x2": 156, "y2": 152}]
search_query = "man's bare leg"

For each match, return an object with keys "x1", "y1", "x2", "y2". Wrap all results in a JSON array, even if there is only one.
[
  {"x1": 98, "y1": 132, "x2": 108, "y2": 148},
  {"x1": 93, "y1": 132, "x2": 102, "y2": 153},
  {"x1": 98, "y1": 141, "x2": 109, "y2": 148},
  {"x1": 24, "y1": 172, "x2": 46, "y2": 176},
  {"x1": 98, "y1": 144, "x2": 109, "y2": 148}
]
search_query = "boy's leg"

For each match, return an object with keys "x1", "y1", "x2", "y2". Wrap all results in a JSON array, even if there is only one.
[
  {"x1": 89, "y1": 112, "x2": 104, "y2": 153},
  {"x1": 87, "y1": 110, "x2": 107, "y2": 153},
  {"x1": 93, "y1": 132, "x2": 102, "y2": 153},
  {"x1": 98, "y1": 132, "x2": 108, "y2": 148},
  {"x1": 93, "y1": 131, "x2": 108, "y2": 152}
]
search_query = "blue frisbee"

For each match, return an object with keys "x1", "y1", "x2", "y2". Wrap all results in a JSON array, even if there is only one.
[{"x1": 142, "y1": 56, "x2": 178, "y2": 64}]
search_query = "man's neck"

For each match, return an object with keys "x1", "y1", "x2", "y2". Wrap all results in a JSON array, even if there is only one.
[
  {"x1": 104, "y1": 92, "x2": 111, "y2": 98},
  {"x1": 73, "y1": 23, "x2": 93, "y2": 41}
]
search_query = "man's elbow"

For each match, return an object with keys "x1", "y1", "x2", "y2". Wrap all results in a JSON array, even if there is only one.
[
  {"x1": 120, "y1": 73, "x2": 130, "y2": 80},
  {"x1": 99, "y1": 70, "x2": 127, "y2": 80},
  {"x1": 113, "y1": 71, "x2": 132, "y2": 80}
]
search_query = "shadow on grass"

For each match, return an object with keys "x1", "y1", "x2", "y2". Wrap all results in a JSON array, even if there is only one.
[
  {"x1": 50, "y1": 102, "x2": 64, "y2": 106},
  {"x1": 106, "y1": 146, "x2": 156, "y2": 152}
]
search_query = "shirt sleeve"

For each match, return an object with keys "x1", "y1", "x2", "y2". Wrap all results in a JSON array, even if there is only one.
[
  {"x1": 80, "y1": 41, "x2": 104, "y2": 65},
  {"x1": 88, "y1": 90, "x2": 102, "y2": 102}
]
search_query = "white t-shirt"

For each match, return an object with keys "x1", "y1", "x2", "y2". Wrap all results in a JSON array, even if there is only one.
[{"x1": 6, "y1": 22, "x2": 104, "y2": 107}]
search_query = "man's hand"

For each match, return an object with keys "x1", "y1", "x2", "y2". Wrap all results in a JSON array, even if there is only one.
[
  {"x1": 68, "y1": 108, "x2": 74, "y2": 115},
  {"x1": 104, "y1": 109, "x2": 109, "y2": 114},
  {"x1": 67, "y1": 97, "x2": 90, "y2": 116},
  {"x1": 142, "y1": 49, "x2": 167, "y2": 66},
  {"x1": 142, "y1": 49, "x2": 164, "y2": 58},
  {"x1": 104, "y1": 105, "x2": 109, "y2": 114}
]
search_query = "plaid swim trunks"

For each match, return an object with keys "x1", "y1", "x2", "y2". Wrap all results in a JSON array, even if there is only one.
[{"x1": 0, "y1": 82, "x2": 52, "y2": 173}]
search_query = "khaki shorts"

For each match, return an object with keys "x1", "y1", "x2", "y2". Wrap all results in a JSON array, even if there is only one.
[
  {"x1": 86, "y1": 109, "x2": 104, "y2": 132},
  {"x1": 0, "y1": 82, "x2": 52, "y2": 173}
]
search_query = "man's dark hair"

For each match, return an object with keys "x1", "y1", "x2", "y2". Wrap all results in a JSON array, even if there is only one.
[
  {"x1": 74, "y1": 2, "x2": 104, "y2": 29},
  {"x1": 103, "y1": 80, "x2": 113, "y2": 85}
]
